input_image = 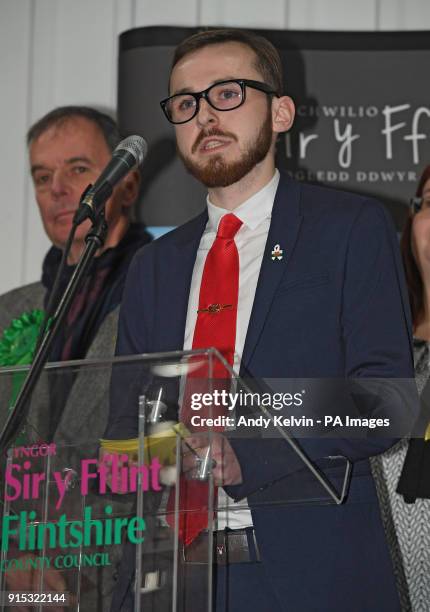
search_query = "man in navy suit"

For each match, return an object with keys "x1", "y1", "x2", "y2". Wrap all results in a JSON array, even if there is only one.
[{"x1": 107, "y1": 29, "x2": 415, "y2": 611}]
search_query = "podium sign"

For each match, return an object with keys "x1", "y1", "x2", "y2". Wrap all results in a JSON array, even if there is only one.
[{"x1": 0, "y1": 351, "x2": 351, "y2": 611}]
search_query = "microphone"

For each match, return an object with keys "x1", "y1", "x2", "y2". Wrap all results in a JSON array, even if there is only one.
[{"x1": 74, "y1": 135, "x2": 148, "y2": 225}]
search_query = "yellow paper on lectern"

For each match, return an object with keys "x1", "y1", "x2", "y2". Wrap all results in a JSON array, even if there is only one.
[{"x1": 100, "y1": 422, "x2": 190, "y2": 465}]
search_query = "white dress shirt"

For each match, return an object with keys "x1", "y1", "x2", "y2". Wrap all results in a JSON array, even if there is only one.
[{"x1": 183, "y1": 169, "x2": 280, "y2": 529}]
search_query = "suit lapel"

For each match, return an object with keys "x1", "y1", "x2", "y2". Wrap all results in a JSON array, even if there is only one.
[
  {"x1": 241, "y1": 175, "x2": 303, "y2": 372},
  {"x1": 159, "y1": 211, "x2": 208, "y2": 350}
]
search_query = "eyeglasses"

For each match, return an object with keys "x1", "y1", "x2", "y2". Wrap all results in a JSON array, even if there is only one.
[
  {"x1": 160, "y1": 79, "x2": 279, "y2": 124},
  {"x1": 410, "y1": 196, "x2": 430, "y2": 214}
]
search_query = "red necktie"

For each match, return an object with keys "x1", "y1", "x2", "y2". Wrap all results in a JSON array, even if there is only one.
[
  {"x1": 192, "y1": 211, "x2": 243, "y2": 376},
  {"x1": 168, "y1": 213, "x2": 242, "y2": 545}
]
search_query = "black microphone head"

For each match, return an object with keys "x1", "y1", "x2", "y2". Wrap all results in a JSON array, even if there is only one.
[{"x1": 114, "y1": 135, "x2": 148, "y2": 167}]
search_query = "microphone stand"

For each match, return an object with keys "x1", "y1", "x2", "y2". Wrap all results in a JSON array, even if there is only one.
[{"x1": 0, "y1": 207, "x2": 108, "y2": 455}]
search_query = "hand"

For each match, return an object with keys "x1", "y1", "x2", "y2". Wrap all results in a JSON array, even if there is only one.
[
  {"x1": 98, "y1": 448, "x2": 138, "y2": 493},
  {"x1": 5, "y1": 554, "x2": 66, "y2": 612},
  {"x1": 181, "y1": 433, "x2": 242, "y2": 485}
]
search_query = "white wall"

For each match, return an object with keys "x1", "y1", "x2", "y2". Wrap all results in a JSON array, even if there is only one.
[{"x1": 0, "y1": 0, "x2": 429, "y2": 294}]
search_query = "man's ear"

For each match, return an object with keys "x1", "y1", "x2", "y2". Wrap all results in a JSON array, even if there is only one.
[
  {"x1": 272, "y1": 95, "x2": 295, "y2": 134},
  {"x1": 119, "y1": 169, "x2": 141, "y2": 209}
]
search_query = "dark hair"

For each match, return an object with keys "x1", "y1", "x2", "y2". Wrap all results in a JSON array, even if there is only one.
[
  {"x1": 171, "y1": 28, "x2": 283, "y2": 95},
  {"x1": 27, "y1": 106, "x2": 121, "y2": 152},
  {"x1": 401, "y1": 164, "x2": 430, "y2": 326}
]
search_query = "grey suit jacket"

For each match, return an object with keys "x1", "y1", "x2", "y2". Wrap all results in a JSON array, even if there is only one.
[
  {"x1": 0, "y1": 282, "x2": 131, "y2": 612},
  {"x1": 0, "y1": 280, "x2": 119, "y2": 442}
]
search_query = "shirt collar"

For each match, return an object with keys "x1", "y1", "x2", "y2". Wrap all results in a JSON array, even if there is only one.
[{"x1": 206, "y1": 169, "x2": 280, "y2": 233}]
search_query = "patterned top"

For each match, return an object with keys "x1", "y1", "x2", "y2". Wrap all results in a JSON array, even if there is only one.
[{"x1": 371, "y1": 339, "x2": 430, "y2": 612}]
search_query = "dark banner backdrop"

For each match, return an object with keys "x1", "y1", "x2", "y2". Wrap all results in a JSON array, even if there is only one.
[{"x1": 117, "y1": 26, "x2": 430, "y2": 233}]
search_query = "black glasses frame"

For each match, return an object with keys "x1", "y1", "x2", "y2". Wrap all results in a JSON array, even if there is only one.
[
  {"x1": 411, "y1": 197, "x2": 422, "y2": 214},
  {"x1": 410, "y1": 196, "x2": 430, "y2": 214},
  {"x1": 160, "y1": 79, "x2": 279, "y2": 124}
]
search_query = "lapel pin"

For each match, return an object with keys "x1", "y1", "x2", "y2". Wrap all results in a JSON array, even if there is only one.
[{"x1": 271, "y1": 244, "x2": 283, "y2": 261}]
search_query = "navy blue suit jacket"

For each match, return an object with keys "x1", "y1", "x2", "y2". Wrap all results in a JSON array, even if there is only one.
[{"x1": 109, "y1": 174, "x2": 415, "y2": 611}]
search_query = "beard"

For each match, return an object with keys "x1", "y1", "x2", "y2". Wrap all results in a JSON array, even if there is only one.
[{"x1": 178, "y1": 110, "x2": 273, "y2": 188}]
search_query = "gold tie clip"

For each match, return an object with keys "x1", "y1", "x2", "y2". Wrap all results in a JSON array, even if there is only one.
[{"x1": 197, "y1": 303, "x2": 232, "y2": 314}]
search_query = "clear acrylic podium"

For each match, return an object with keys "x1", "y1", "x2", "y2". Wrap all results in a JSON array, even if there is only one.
[{"x1": 0, "y1": 350, "x2": 351, "y2": 611}]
